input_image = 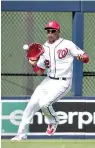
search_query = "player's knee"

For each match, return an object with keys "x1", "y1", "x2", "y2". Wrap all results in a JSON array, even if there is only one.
[{"x1": 39, "y1": 100, "x2": 48, "y2": 109}]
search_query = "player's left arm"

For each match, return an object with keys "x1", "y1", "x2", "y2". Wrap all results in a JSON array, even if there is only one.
[
  {"x1": 29, "y1": 59, "x2": 45, "y2": 75},
  {"x1": 69, "y1": 41, "x2": 89, "y2": 63},
  {"x1": 76, "y1": 53, "x2": 89, "y2": 63}
]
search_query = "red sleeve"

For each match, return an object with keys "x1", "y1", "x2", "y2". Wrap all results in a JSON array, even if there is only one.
[
  {"x1": 33, "y1": 65, "x2": 44, "y2": 73},
  {"x1": 82, "y1": 53, "x2": 89, "y2": 63}
]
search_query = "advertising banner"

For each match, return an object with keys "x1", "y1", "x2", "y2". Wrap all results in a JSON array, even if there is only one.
[
  {"x1": 2, "y1": 100, "x2": 27, "y2": 134},
  {"x1": 1, "y1": 99, "x2": 95, "y2": 136}
]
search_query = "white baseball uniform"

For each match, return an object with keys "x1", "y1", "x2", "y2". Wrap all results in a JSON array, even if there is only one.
[{"x1": 17, "y1": 38, "x2": 85, "y2": 138}]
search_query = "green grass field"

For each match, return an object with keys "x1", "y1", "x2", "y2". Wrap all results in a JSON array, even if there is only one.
[{"x1": 1, "y1": 139, "x2": 95, "y2": 148}]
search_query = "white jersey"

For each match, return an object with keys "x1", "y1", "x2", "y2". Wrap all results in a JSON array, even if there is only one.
[{"x1": 37, "y1": 38, "x2": 84, "y2": 78}]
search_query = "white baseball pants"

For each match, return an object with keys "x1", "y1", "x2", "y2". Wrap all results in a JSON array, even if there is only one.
[{"x1": 17, "y1": 77, "x2": 72, "y2": 138}]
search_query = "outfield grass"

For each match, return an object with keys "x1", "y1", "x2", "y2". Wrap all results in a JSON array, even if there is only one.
[{"x1": 1, "y1": 139, "x2": 95, "y2": 148}]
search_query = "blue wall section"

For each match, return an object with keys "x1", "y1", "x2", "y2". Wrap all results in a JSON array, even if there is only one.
[
  {"x1": 1, "y1": 96, "x2": 95, "y2": 100},
  {"x1": 2, "y1": 1, "x2": 95, "y2": 12},
  {"x1": 1, "y1": 1, "x2": 81, "y2": 11},
  {"x1": 72, "y1": 12, "x2": 84, "y2": 96},
  {"x1": 81, "y1": 1, "x2": 95, "y2": 12}
]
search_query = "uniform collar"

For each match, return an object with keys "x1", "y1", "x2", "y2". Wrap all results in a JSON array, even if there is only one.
[{"x1": 45, "y1": 38, "x2": 63, "y2": 47}]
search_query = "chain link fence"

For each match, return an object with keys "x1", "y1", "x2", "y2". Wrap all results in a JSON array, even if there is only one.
[
  {"x1": 83, "y1": 13, "x2": 95, "y2": 96},
  {"x1": 1, "y1": 12, "x2": 72, "y2": 96},
  {"x1": 2, "y1": 12, "x2": 95, "y2": 96}
]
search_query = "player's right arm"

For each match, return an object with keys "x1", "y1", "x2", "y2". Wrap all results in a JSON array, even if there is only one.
[{"x1": 29, "y1": 55, "x2": 45, "y2": 75}]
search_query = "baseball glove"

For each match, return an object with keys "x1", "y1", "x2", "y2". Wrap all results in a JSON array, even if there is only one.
[{"x1": 26, "y1": 43, "x2": 44, "y2": 61}]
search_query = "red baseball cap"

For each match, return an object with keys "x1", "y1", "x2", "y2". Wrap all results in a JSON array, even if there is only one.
[{"x1": 44, "y1": 20, "x2": 60, "y2": 31}]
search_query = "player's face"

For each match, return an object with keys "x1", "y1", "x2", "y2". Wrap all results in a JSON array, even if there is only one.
[{"x1": 46, "y1": 29, "x2": 60, "y2": 43}]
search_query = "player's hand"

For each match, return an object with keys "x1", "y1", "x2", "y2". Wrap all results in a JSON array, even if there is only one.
[
  {"x1": 28, "y1": 59, "x2": 37, "y2": 67},
  {"x1": 76, "y1": 53, "x2": 89, "y2": 63},
  {"x1": 76, "y1": 54, "x2": 84, "y2": 61}
]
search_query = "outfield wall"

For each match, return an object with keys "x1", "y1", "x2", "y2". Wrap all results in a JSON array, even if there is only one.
[{"x1": 1, "y1": 96, "x2": 95, "y2": 139}]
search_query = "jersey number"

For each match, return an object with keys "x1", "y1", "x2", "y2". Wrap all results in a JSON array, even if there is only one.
[
  {"x1": 44, "y1": 60, "x2": 50, "y2": 68},
  {"x1": 57, "y1": 48, "x2": 68, "y2": 59}
]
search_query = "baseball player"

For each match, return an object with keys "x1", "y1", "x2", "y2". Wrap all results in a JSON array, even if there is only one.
[{"x1": 11, "y1": 20, "x2": 89, "y2": 141}]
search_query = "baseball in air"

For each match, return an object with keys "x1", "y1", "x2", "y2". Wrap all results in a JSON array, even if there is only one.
[{"x1": 23, "y1": 44, "x2": 29, "y2": 50}]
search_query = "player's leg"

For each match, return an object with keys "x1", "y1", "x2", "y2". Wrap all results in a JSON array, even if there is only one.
[
  {"x1": 41, "y1": 104, "x2": 59, "y2": 136},
  {"x1": 11, "y1": 82, "x2": 47, "y2": 141},
  {"x1": 39, "y1": 78, "x2": 72, "y2": 135},
  {"x1": 39, "y1": 78, "x2": 72, "y2": 125}
]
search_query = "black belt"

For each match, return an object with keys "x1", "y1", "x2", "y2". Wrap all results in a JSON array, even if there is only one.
[{"x1": 49, "y1": 76, "x2": 66, "y2": 80}]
